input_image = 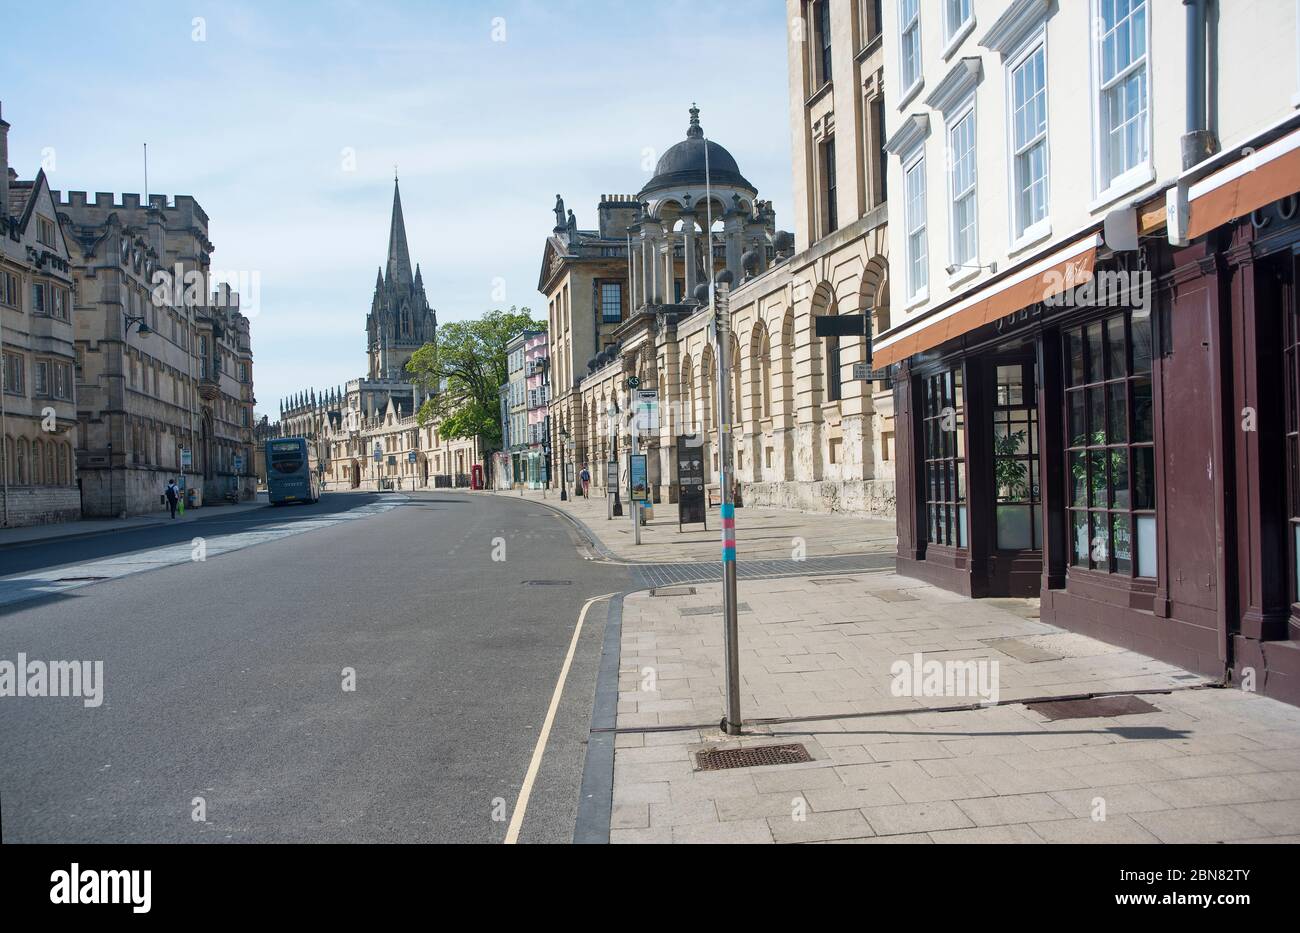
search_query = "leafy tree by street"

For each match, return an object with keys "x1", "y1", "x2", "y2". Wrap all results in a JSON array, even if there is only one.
[{"x1": 405, "y1": 306, "x2": 545, "y2": 450}]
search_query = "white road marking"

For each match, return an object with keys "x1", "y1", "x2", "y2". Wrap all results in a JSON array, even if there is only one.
[{"x1": 504, "y1": 590, "x2": 617, "y2": 845}]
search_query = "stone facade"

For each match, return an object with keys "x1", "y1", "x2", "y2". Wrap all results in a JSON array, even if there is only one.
[
  {"x1": 0, "y1": 104, "x2": 80, "y2": 526},
  {"x1": 540, "y1": 90, "x2": 893, "y2": 516},
  {"x1": 58, "y1": 189, "x2": 256, "y2": 517}
]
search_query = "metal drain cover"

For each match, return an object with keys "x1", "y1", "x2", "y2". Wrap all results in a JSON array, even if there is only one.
[
  {"x1": 522, "y1": 580, "x2": 571, "y2": 586},
  {"x1": 651, "y1": 586, "x2": 697, "y2": 597},
  {"x1": 52, "y1": 576, "x2": 109, "y2": 583},
  {"x1": 695, "y1": 743, "x2": 813, "y2": 771},
  {"x1": 1026, "y1": 694, "x2": 1160, "y2": 721},
  {"x1": 679, "y1": 603, "x2": 751, "y2": 616}
]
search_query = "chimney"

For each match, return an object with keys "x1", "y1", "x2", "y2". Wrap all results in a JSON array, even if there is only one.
[{"x1": 0, "y1": 102, "x2": 10, "y2": 225}]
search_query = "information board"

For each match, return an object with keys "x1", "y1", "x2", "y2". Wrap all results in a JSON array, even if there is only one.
[{"x1": 676, "y1": 435, "x2": 706, "y2": 529}]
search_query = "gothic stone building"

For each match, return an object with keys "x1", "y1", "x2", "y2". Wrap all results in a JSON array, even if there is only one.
[
  {"x1": 58, "y1": 189, "x2": 256, "y2": 516},
  {"x1": 0, "y1": 104, "x2": 80, "y2": 526},
  {"x1": 276, "y1": 179, "x2": 481, "y2": 490}
]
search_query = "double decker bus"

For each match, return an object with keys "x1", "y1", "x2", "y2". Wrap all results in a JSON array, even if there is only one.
[{"x1": 266, "y1": 437, "x2": 321, "y2": 505}]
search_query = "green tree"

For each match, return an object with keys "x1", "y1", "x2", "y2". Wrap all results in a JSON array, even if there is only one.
[{"x1": 405, "y1": 306, "x2": 545, "y2": 451}]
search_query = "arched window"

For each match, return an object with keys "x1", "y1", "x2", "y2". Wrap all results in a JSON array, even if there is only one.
[
  {"x1": 3, "y1": 436, "x2": 12, "y2": 485},
  {"x1": 33, "y1": 439, "x2": 44, "y2": 485},
  {"x1": 760, "y1": 331, "x2": 772, "y2": 419},
  {"x1": 17, "y1": 437, "x2": 28, "y2": 484},
  {"x1": 46, "y1": 440, "x2": 56, "y2": 484}
]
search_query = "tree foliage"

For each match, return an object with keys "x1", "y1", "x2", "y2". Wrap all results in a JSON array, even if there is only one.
[{"x1": 405, "y1": 306, "x2": 545, "y2": 450}]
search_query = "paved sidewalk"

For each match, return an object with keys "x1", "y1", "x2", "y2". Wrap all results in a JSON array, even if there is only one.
[
  {"x1": 491, "y1": 487, "x2": 893, "y2": 563},
  {"x1": 0, "y1": 493, "x2": 269, "y2": 549},
  {"x1": 609, "y1": 575, "x2": 1300, "y2": 843}
]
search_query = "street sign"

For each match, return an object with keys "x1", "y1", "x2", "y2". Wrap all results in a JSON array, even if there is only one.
[
  {"x1": 180, "y1": 447, "x2": 192, "y2": 469},
  {"x1": 606, "y1": 461, "x2": 618, "y2": 488},
  {"x1": 626, "y1": 376, "x2": 640, "y2": 389},
  {"x1": 407, "y1": 451, "x2": 417, "y2": 464},
  {"x1": 852, "y1": 362, "x2": 890, "y2": 381},
  {"x1": 232, "y1": 455, "x2": 244, "y2": 472},
  {"x1": 633, "y1": 389, "x2": 659, "y2": 434},
  {"x1": 630, "y1": 454, "x2": 648, "y2": 502},
  {"x1": 373, "y1": 444, "x2": 382, "y2": 462},
  {"x1": 815, "y1": 314, "x2": 871, "y2": 337}
]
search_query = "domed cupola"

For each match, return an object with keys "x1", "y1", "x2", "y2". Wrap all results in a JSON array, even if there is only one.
[{"x1": 638, "y1": 105, "x2": 755, "y2": 199}]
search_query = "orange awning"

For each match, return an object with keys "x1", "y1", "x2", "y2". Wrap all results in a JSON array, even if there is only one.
[
  {"x1": 1187, "y1": 130, "x2": 1300, "y2": 240},
  {"x1": 873, "y1": 242, "x2": 1098, "y2": 369}
]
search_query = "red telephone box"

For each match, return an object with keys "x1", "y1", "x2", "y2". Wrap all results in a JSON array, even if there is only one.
[{"x1": 471, "y1": 464, "x2": 484, "y2": 490}]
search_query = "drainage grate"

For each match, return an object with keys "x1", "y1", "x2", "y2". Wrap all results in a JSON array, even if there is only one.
[
  {"x1": 52, "y1": 576, "x2": 109, "y2": 583},
  {"x1": 521, "y1": 580, "x2": 572, "y2": 586},
  {"x1": 1026, "y1": 694, "x2": 1160, "y2": 721},
  {"x1": 695, "y1": 743, "x2": 813, "y2": 771}
]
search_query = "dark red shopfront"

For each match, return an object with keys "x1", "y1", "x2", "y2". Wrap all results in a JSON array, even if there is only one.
[{"x1": 882, "y1": 188, "x2": 1300, "y2": 707}]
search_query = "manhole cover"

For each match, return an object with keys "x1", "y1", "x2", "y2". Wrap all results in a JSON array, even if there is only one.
[
  {"x1": 522, "y1": 580, "x2": 571, "y2": 586},
  {"x1": 811, "y1": 577, "x2": 857, "y2": 585},
  {"x1": 695, "y1": 743, "x2": 813, "y2": 771},
  {"x1": 651, "y1": 586, "x2": 697, "y2": 597},
  {"x1": 679, "y1": 603, "x2": 751, "y2": 616},
  {"x1": 981, "y1": 637, "x2": 1063, "y2": 663},
  {"x1": 868, "y1": 589, "x2": 918, "y2": 602},
  {"x1": 1026, "y1": 694, "x2": 1160, "y2": 721},
  {"x1": 52, "y1": 576, "x2": 109, "y2": 583}
]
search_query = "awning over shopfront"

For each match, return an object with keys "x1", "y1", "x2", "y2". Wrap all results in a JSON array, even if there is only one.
[
  {"x1": 873, "y1": 234, "x2": 1100, "y2": 369},
  {"x1": 1185, "y1": 124, "x2": 1300, "y2": 241}
]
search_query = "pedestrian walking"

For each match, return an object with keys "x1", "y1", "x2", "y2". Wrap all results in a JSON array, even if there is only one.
[
  {"x1": 580, "y1": 465, "x2": 590, "y2": 497},
  {"x1": 164, "y1": 479, "x2": 180, "y2": 519}
]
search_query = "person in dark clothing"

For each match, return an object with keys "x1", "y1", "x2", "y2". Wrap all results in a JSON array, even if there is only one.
[{"x1": 165, "y1": 479, "x2": 180, "y2": 519}]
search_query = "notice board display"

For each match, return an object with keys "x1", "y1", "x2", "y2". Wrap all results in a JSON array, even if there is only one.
[{"x1": 676, "y1": 435, "x2": 706, "y2": 530}]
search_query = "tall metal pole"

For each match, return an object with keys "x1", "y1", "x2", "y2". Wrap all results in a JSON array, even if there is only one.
[
  {"x1": 630, "y1": 385, "x2": 640, "y2": 546},
  {"x1": 703, "y1": 123, "x2": 741, "y2": 736},
  {"x1": 713, "y1": 281, "x2": 741, "y2": 735}
]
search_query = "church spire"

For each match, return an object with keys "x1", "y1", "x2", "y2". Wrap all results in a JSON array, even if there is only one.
[{"x1": 386, "y1": 176, "x2": 414, "y2": 287}]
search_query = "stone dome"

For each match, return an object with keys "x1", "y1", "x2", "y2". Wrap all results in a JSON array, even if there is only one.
[{"x1": 639, "y1": 105, "x2": 755, "y2": 198}]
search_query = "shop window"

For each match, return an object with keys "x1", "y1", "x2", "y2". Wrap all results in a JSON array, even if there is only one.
[
  {"x1": 993, "y1": 362, "x2": 1041, "y2": 549},
  {"x1": 923, "y1": 367, "x2": 966, "y2": 548},
  {"x1": 1064, "y1": 308, "x2": 1155, "y2": 577}
]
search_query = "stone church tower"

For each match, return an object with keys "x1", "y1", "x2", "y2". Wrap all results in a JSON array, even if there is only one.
[{"x1": 367, "y1": 177, "x2": 435, "y2": 380}]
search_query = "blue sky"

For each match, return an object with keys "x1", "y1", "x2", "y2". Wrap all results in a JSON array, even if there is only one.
[{"x1": 2, "y1": 1, "x2": 793, "y2": 417}]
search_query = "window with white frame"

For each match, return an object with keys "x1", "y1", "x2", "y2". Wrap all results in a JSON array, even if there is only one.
[
  {"x1": 948, "y1": 104, "x2": 977, "y2": 267},
  {"x1": 1095, "y1": 0, "x2": 1149, "y2": 192},
  {"x1": 944, "y1": 0, "x2": 971, "y2": 43},
  {"x1": 904, "y1": 153, "x2": 929, "y2": 299},
  {"x1": 1010, "y1": 36, "x2": 1049, "y2": 239},
  {"x1": 899, "y1": 0, "x2": 922, "y2": 94}
]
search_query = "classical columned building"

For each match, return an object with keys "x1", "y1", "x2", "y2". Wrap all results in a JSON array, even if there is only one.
[{"x1": 541, "y1": 93, "x2": 894, "y2": 515}]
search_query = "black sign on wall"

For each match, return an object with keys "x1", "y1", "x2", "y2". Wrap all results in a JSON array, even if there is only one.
[
  {"x1": 814, "y1": 313, "x2": 873, "y2": 366},
  {"x1": 676, "y1": 435, "x2": 707, "y2": 530}
]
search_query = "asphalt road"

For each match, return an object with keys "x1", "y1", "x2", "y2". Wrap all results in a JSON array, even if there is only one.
[{"x1": 0, "y1": 490, "x2": 629, "y2": 843}]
